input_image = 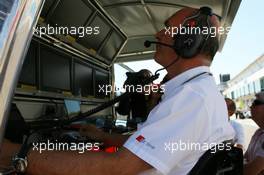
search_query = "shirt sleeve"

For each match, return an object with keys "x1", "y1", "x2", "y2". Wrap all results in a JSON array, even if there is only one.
[
  {"x1": 231, "y1": 121, "x2": 245, "y2": 147},
  {"x1": 124, "y1": 86, "x2": 211, "y2": 174}
]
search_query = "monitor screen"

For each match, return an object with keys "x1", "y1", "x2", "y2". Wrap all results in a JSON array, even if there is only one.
[
  {"x1": 100, "y1": 31, "x2": 124, "y2": 62},
  {"x1": 77, "y1": 15, "x2": 111, "y2": 51},
  {"x1": 74, "y1": 61, "x2": 93, "y2": 96},
  {"x1": 18, "y1": 40, "x2": 37, "y2": 86},
  {"x1": 95, "y1": 69, "x2": 109, "y2": 97},
  {"x1": 50, "y1": 0, "x2": 92, "y2": 30},
  {"x1": 64, "y1": 99, "x2": 81, "y2": 117},
  {"x1": 40, "y1": 45, "x2": 71, "y2": 92}
]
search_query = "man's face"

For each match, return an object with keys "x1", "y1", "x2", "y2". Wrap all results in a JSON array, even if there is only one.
[
  {"x1": 154, "y1": 20, "x2": 176, "y2": 66},
  {"x1": 250, "y1": 99, "x2": 264, "y2": 127},
  {"x1": 154, "y1": 8, "x2": 196, "y2": 66}
]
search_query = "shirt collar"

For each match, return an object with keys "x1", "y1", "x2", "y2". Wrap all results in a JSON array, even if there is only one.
[{"x1": 163, "y1": 66, "x2": 211, "y2": 96}]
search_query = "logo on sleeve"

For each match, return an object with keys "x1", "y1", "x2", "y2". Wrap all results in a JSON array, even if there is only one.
[
  {"x1": 136, "y1": 135, "x2": 145, "y2": 142},
  {"x1": 136, "y1": 135, "x2": 155, "y2": 149}
]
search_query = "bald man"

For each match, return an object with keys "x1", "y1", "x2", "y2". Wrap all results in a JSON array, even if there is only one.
[{"x1": 23, "y1": 7, "x2": 234, "y2": 175}]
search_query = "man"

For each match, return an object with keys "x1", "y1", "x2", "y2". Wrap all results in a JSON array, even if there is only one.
[
  {"x1": 225, "y1": 98, "x2": 245, "y2": 150},
  {"x1": 24, "y1": 7, "x2": 234, "y2": 175},
  {"x1": 244, "y1": 92, "x2": 264, "y2": 175}
]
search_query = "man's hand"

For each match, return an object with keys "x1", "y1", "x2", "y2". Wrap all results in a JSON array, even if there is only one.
[{"x1": 80, "y1": 124, "x2": 105, "y2": 141}]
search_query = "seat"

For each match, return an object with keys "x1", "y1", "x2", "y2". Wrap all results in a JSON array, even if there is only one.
[{"x1": 188, "y1": 144, "x2": 243, "y2": 175}]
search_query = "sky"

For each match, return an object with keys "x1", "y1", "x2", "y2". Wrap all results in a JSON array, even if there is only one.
[
  {"x1": 211, "y1": 0, "x2": 264, "y2": 82},
  {"x1": 115, "y1": 0, "x2": 264, "y2": 88}
]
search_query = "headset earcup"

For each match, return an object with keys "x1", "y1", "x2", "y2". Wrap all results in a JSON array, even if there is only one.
[{"x1": 174, "y1": 32, "x2": 204, "y2": 58}]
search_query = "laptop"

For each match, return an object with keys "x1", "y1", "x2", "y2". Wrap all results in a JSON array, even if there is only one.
[{"x1": 64, "y1": 99, "x2": 81, "y2": 118}]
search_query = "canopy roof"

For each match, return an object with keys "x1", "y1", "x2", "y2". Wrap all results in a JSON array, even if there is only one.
[{"x1": 96, "y1": 0, "x2": 241, "y2": 63}]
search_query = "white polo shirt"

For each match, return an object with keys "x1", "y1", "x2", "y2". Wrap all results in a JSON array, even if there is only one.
[
  {"x1": 124, "y1": 66, "x2": 235, "y2": 175},
  {"x1": 230, "y1": 120, "x2": 245, "y2": 150}
]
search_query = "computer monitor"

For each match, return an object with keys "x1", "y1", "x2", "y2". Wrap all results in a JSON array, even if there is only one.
[
  {"x1": 49, "y1": 0, "x2": 93, "y2": 30},
  {"x1": 64, "y1": 99, "x2": 81, "y2": 117},
  {"x1": 18, "y1": 40, "x2": 37, "y2": 86},
  {"x1": 77, "y1": 15, "x2": 111, "y2": 51},
  {"x1": 100, "y1": 31, "x2": 124, "y2": 62},
  {"x1": 74, "y1": 61, "x2": 93, "y2": 96},
  {"x1": 40, "y1": 45, "x2": 71, "y2": 92},
  {"x1": 94, "y1": 69, "x2": 109, "y2": 98}
]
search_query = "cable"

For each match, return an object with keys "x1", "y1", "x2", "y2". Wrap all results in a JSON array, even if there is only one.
[{"x1": 154, "y1": 55, "x2": 180, "y2": 76}]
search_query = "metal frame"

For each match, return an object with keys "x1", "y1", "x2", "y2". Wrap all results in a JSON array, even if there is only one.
[
  {"x1": 102, "y1": 2, "x2": 188, "y2": 11},
  {"x1": 92, "y1": 0, "x2": 128, "y2": 38},
  {"x1": 118, "y1": 50, "x2": 156, "y2": 58},
  {"x1": 0, "y1": 1, "x2": 19, "y2": 76},
  {"x1": 140, "y1": 0, "x2": 159, "y2": 33},
  {"x1": 117, "y1": 63, "x2": 135, "y2": 72},
  {"x1": 0, "y1": 0, "x2": 45, "y2": 143},
  {"x1": 15, "y1": 90, "x2": 107, "y2": 104},
  {"x1": 115, "y1": 52, "x2": 155, "y2": 63},
  {"x1": 91, "y1": 0, "x2": 128, "y2": 66},
  {"x1": 127, "y1": 34, "x2": 156, "y2": 40}
]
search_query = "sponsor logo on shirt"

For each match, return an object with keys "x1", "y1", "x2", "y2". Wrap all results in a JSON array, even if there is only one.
[
  {"x1": 136, "y1": 135, "x2": 145, "y2": 142},
  {"x1": 136, "y1": 135, "x2": 155, "y2": 149}
]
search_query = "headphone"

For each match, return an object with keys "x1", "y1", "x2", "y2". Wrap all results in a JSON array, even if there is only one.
[{"x1": 145, "y1": 6, "x2": 215, "y2": 59}]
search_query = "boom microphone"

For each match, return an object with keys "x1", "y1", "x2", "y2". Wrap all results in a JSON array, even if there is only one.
[
  {"x1": 144, "y1": 40, "x2": 152, "y2": 48},
  {"x1": 144, "y1": 40, "x2": 174, "y2": 49}
]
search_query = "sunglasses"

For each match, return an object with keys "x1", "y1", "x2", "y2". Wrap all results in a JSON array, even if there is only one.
[{"x1": 252, "y1": 99, "x2": 264, "y2": 106}]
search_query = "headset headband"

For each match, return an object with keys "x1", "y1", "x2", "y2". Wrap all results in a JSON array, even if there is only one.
[{"x1": 173, "y1": 6, "x2": 215, "y2": 58}]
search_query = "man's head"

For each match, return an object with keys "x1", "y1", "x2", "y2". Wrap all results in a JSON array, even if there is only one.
[
  {"x1": 225, "y1": 98, "x2": 236, "y2": 117},
  {"x1": 250, "y1": 92, "x2": 264, "y2": 128},
  {"x1": 154, "y1": 7, "x2": 220, "y2": 78}
]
